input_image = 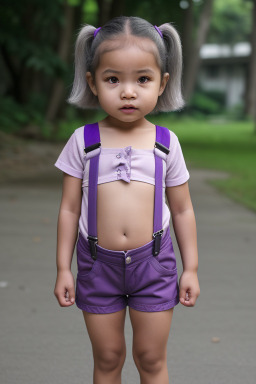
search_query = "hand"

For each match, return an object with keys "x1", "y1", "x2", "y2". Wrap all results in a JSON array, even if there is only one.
[
  {"x1": 54, "y1": 270, "x2": 76, "y2": 307},
  {"x1": 179, "y1": 270, "x2": 200, "y2": 307}
]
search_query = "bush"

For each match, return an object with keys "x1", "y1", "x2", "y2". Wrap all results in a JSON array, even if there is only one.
[
  {"x1": 186, "y1": 88, "x2": 226, "y2": 117},
  {"x1": 0, "y1": 96, "x2": 46, "y2": 134}
]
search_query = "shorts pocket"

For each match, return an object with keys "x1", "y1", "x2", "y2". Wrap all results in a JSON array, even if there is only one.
[
  {"x1": 149, "y1": 257, "x2": 177, "y2": 277},
  {"x1": 77, "y1": 260, "x2": 100, "y2": 281}
]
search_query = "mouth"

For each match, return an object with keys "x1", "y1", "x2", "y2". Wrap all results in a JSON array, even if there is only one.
[{"x1": 120, "y1": 105, "x2": 138, "y2": 113}]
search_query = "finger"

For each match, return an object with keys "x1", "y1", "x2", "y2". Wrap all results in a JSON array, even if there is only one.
[
  {"x1": 179, "y1": 286, "x2": 188, "y2": 304},
  {"x1": 56, "y1": 292, "x2": 73, "y2": 307},
  {"x1": 184, "y1": 292, "x2": 197, "y2": 307},
  {"x1": 181, "y1": 296, "x2": 190, "y2": 305},
  {"x1": 55, "y1": 287, "x2": 73, "y2": 307},
  {"x1": 66, "y1": 286, "x2": 75, "y2": 304}
]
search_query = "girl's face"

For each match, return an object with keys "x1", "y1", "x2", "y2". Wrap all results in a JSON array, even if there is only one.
[{"x1": 86, "y1": 37, "x2": 169, "y2": 125}]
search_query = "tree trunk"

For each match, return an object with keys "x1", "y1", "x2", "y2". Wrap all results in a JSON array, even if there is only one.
[
  {"x1": 245, "y1": 0, "x2": 256, "y2": 126},
  {"x1": 97, "y1": 0, "x2": 112, "y2": 25},
  {"x1": 181, "y1": 0, "x2": 194, "y2": 100},
  {"x1": 0, "y1": 44, "x2": 25, "y2": 103},
  {"x1": 97, "y1": 0, "x2": 125, "y2": 26},
  {"x1": 182, "y1": 0, "x2": 215, "y2": 103},
  {"x1": 46, "y1": 2, "x2": 75, "y2": 123},
  {"x1": 109, "y1": 0, "x2": 125, "y2": 19}
]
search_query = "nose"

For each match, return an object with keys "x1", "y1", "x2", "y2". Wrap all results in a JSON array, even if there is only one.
[{"x1": 120, "y1": 83, "x2": 137, "y2": 99}]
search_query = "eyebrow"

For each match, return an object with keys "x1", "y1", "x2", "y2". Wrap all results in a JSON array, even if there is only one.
[{"x1": 102, "y1": 68, "x2": 155, "y2": 75}]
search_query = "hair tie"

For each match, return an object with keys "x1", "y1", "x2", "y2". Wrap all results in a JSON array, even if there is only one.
[
  {"x1": 94, "y1": 27, "x2": 101, "y2": 38},
  {"x1": 154, "y1": 25, "x2": 163, "y2": 39}
]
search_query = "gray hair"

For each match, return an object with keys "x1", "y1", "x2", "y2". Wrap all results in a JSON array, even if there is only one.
[{"x1": 68, "y1": 16, "x2": 185, "y2": 112}]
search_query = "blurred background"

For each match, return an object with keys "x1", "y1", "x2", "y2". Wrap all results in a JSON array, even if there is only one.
[{"x1": 0, "y1": 0, "x2": 255, "y2": 210}]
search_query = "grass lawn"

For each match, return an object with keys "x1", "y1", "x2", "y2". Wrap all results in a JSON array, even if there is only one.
[{"x1": 149, "y1": 115, "x2": 256, "y2": 212}]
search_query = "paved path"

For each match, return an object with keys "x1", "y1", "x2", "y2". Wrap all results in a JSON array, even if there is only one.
[{"x1": 0, "y1": 168, "x2": 256, "y2": 384}]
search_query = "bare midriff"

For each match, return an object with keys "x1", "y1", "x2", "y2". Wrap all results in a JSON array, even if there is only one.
[
  {"x1": 97, "y1": 180, "x2": 155, "y2": 251},
  {"x1": 96, "y1": 121, "x2": 158, "y2": 251}
]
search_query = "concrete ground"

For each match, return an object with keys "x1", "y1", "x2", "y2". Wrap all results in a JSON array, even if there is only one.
[{"x1": 0, "y1": 167, "x2": 256, "y2": 384}]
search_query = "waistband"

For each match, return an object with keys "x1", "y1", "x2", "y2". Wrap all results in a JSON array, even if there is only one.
[{"x1": 77, "y1": 225, "x2": 171, "y2": 267}]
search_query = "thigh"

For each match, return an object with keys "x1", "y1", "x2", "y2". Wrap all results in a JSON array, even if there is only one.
[
  {"x1": 82, "y1": 308, "x2": 127, "y2": 355},
  {"x1": 129, "y1": 307, "x2": 174, "y2": 358}
]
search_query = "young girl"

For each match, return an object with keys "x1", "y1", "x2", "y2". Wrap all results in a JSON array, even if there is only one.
[{"x1": 54, "y1": 16, "x2": 200, "y2": 384}]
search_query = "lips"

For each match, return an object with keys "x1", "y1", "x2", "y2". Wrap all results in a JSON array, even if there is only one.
[
  {"x1": 120, "y1": 104, "x2": 137, "y2": 110},
  {"x1": 120, "y1": 105, "x2": 137, "y2": 114}
]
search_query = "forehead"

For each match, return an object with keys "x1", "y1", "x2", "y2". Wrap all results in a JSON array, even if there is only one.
[{"x1": 96, "y1": 36, "x2": 160, "y2": 71}]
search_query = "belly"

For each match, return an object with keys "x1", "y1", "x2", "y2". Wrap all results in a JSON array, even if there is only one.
[{"x1": 97, "y1": 181, "x2": 154, "y2": 251}]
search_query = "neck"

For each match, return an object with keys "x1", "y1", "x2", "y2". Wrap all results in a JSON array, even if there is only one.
[{"x1": 101, "y1": 116, "x2": 151, "y2": 132}]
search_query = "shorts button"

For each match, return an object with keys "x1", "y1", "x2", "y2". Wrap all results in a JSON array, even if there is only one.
[{"x1": 126, "y1": 256, "x2": 131, "y2": 264}]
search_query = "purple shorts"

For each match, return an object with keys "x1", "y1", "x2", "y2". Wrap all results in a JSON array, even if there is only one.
[{"x1": 75, "y1": 226, "x2": 180, "y2": 314}]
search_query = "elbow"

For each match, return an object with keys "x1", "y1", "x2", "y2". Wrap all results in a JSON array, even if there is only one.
[
  {"x1": 59, "y1": 202, "x2": 81, "y2": 218},
  {"x1": 171, "y1": 206, "x2": 194, "y2": 220}
]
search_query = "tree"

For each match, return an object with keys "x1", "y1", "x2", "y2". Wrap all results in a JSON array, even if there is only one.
[
  {"x1": 46, "y1": 2, "x2": 78, "y2": 123},
  {"x1": 245, "y1": 0, "x2": 256, "y2": 123},
  {"x1": 182, "y1": 0, "x2": 215, "y2": 103}
]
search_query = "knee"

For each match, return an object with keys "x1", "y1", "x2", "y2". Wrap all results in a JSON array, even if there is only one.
[
  {"x1": 133, "y1": 349, "x2": 166, "y2": 374},
  {"x1": 95, "y1": 347, "x2": 126, "y2": 373}
]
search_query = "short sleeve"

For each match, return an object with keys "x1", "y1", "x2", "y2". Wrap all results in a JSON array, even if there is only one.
[
  {"x1": 165, "y1": 131, "x2": 190, "y2": 187},
  {"x1": 54, "y1": 128, "x2": 84, "y2": 179}
]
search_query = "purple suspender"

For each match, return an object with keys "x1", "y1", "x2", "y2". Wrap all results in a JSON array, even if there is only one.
[
  {"x1": 153, "y1": 125, "x2": 171, "y2": 255},
  {"x1": 83, "y1": 123, "x2": 101, "y2": 260},
  {"x1": 83, "y1": 122, "x2": 170, "y2": 260}
]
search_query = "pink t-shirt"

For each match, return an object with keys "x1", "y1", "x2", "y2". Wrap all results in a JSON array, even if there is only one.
[{"x1": 55, "y1": 125, "x2": 190, "y2": 239}]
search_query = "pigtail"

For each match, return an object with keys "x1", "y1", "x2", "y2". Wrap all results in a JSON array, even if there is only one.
[
  {"x1": 156, "y1": 23, "x2": 185, "y2": 112},
  {"x1": 67, "y1": 24, "x2": 99, "y2": 109}
]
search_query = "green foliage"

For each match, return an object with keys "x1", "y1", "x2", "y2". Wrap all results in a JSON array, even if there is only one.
[
  {"x1": 122, "y1": 0, "x2": 183, "y2": 28},
  {"x1": 0, "y1": 0, "x2": 68, "y2": 78},
  {"x1": 26, "y1": 47, "x2": 67, "y2": 76},
  {"x1": 83, "y1": 0, "x2": 99, "y2": 25},
  {"x1": 208, "y1": 0, "x2": 253, "y2": 43},
  {"x1": 0, "y1": 96, "x2": 46, "y2": 133},
  {"x1": 224, "y1": 103, "x2": 248, "y2": 121},
  {"x1": 0, "y1": 0, "x2": 253, "y2": 135},
  {"x1": 184, "y1": 88, "x2": 248, "y2": 121},
  {"x1": 185, "y1": 88, "x2": 226, "y2": 118},
  {"x1": 0, "y1": 98, "x2": 29, "y2": 132},
  {"x1": 0, "y1": 0, "x2": 73, "y2": 130}
]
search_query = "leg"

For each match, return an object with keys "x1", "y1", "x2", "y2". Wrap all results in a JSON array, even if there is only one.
[
  {"x1": 129, "y1": 307, "x2": 174, "y2": 384},
  {"x1": 82, "y1": 308, "x2": 127, "y2": 384}
]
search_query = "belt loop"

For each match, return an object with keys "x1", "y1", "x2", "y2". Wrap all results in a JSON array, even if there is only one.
[
  {"x1": 87, "y1": 235, "x2": 98, "y2": 260},
  {"x1": 152, "y1": 229, "x2": 163, "y2": 256}
]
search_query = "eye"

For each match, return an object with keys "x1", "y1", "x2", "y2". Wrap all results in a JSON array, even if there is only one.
[
  {"x1": 138, "y1": 76, "x2": 150, "y2": 84},
  {"x1": 107, "y1": 76, "x2": 119, "y2": 84}
]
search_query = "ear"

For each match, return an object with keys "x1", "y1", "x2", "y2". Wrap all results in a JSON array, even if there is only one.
[
  {"x1": 86, "y1": 72, "x2": 98, "y2": 96},
  {"x1": 158, "y1": 72, "x2": 169, "y2": 96}
]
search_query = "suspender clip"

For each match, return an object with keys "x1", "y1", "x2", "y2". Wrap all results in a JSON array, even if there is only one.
[
  {"x1": 84, "y1": 142, "x2": 101, "y2": 154},
  {"x1": 152, "y1": 229, "x2": 164, "y2": 256},
  {"x1": 87, "y1": 235, "x2": 98, "y2": 260},
  {"x1": 154, "y1": 142, "x2": 170, "y2": 155}
]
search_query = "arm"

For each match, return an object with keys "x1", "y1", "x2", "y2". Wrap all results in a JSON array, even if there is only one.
[
  {"x1": 56, "y1": 173, "x2": 82, "y2": 271},
  {"x1": 54, "y1": 173, "x2": 82, "y2": 306},
  {"x1": 166, "y1": 181, "x2": 200, "y2": 306}
]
